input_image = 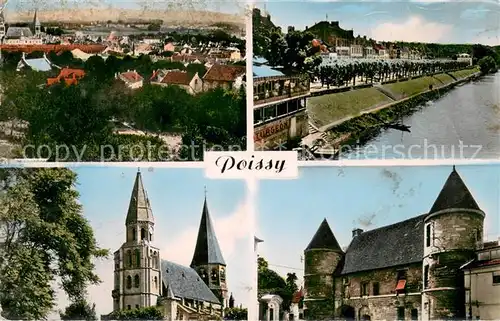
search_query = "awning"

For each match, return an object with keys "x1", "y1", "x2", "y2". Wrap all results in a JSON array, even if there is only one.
[{"x1": 395, "y1": 280, "x2": 406, "y2": 291}]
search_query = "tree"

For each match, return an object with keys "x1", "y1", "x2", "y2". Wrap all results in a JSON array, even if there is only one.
[
  {"x1": 106, "y1": 306, "x2": 163, "y2": 320},
  {"x1": 0, "y1": 168, "x2": 109, "y2": 319},
  {"x1": 478, "y1": 56, "x2": 497, "y2": 74},
  {"x1": 224, "y1": 307, "x2": 247, "y2": 320},
  {"x1": 60, "y1": 299, "x2": 98, "y2": 320},
  {"x1": 257, "y1": 257, "x2": 297, "y2": 312}
]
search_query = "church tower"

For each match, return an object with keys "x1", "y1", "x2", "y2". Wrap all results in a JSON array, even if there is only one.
[
  {"x1": 303, "y1": 219, "x2": 344, "y2": 320},
  {"x1": 422, "y1": 167, "x2": 485, "y2": 321},
  {"x1": 112, "y1": 170, "x2": 162, "y2": 311},
  {"x1": 190, "y1": 192, "x2": 228, "y2": 308},
  {"x1": 33, "y1": 9, "x2": 40, "y2": 36}
]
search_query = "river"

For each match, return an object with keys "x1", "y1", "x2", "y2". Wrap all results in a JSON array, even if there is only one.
[{"x1": 343, "y1": 72, "x2": 500, "y2": 160}]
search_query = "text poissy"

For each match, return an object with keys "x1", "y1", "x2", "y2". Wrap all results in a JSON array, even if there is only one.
[{"x1": 205, "y1": 151, "x2": 298, "y2": 179}]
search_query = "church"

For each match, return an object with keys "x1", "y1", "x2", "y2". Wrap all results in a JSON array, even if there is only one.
[
  {"x1": 110, "y1": 170, "x2": 230, "y2": 320},
  {"x1": 303, "y1": 167, "x2": 489, "y2": 321},
  {"x1": 0, "y1": 9, "x2": 42, "y2": 45}
]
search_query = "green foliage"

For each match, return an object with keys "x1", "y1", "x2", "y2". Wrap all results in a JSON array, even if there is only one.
[
  {"x1": 106, "y1": 306, "x2": 164, "y2": 320},
  {"x1": 224, "y1": 307, "x2": 248, "y2": 320},
  {"x1": 478, "y1": 56, "x2": 497, "y2": 74},
  {"x1": 0, "y1": 60, "x2": 245, "y2": 161},
  {"x1": 60, "y1": 299, "x2": 98, "y2": 320},
  {"x1": 0, "y1": 168, "x2": 109, "y2": 319},
  {"x1": 257, "y1": 257, "x2": 299, "y2": 312}
]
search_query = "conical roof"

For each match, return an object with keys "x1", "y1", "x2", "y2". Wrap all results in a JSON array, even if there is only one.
[
  {"x1": 33, "y1": 10, "x2": 40, "y2": 25},
  {"x1": 429, "y1": 167, "x2": 481, "y2": 214},
  {"x1": 305, "y1": 218, "x2": 343, "y2": 252},
  {"x1": 125, "y1": 171, "x2": 154, "y2": 224},
  {"x1": 190, "y1": 197, "x2": 226, "y2": 267}
]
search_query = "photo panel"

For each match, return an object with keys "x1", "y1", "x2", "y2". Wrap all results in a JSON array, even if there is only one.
[
  {"x1": 0, "y1": 0, "x2": 247, "y2": 162},
  {"x1": 252, "y1": 1, "x2": 500, "y2": 161},
  {"x1": 255, "y1": 164, "x2": 500, "y2": 320},
  {"x1": 0, "y1": 166, "x2": 254, "y2": 320}
]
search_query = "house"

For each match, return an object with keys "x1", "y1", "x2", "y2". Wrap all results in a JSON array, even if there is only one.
[
  {"x1": 304, "y1": 167, "x2": 489, "y2": 321},
  {"x1": 17, "y1": 52, "x2": 58, "y2": 72},
  {"x1": 461, "y1": 239, "x2": 500, "y2": 319},
  {"x1": 350, "y1": 44, "x2": 363, "y2": 58},
  {"x1": 47, "y1": 67, "x2": 85, "y2": 86},
  {"x1": 335, "y1": 46, "x2": 350, "y2": 57},
  {"x1": 104, "y1": 171, "x2": 228, "y2": 320},
  {"x1": 202, "y1": 64, "x2": 245, "y2": 91},
  {"x1": 164, "y1": 42, "x2": 175, "y2": 52},
  {"x1": 259, "y1": 294, "x2": 283, "y2": 321},
  {"x1": 116, "y1": 70, "x2": 143, "y2": 89},
  {"x1": 289, "y1": 288, "x2": 304, "y2": 321},
  {"x1": 458, "y1": 53, "x2": 473, "y2": 66},
  {"x1": 150, "y1": 69, "x2": 202, "y2": 95}
]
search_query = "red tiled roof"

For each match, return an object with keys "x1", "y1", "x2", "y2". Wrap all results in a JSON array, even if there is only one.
[
  {"x1": 120, "y1": 71, "x2": 143, "y2": 82},
  {"x1": 203, "y1": 64, "x2": 245, "y2": 82},
  {"x1": 0, "y1": 44, "x2": 106, "y2": 54},
  {"x1": 161, "y1": 71, "x2": 192, "y2": 86},
  {"x1": 47, "y1": 68, "x2": 85, "y2": 86}
]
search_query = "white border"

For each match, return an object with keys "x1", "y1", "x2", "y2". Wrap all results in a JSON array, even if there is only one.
[
  {"x1": 246, "y1": 1, "x2": 255, "y2": 153},
  {"x1": 297, "y1": 159, "x2": 500, "y2": 167}
]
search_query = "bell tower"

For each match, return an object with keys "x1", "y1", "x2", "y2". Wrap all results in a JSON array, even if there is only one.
[
  {"x1": 190, "y1": 189, "x2": 228, "y2": 308},
  {"x1": 112, "y1": 170, "x2": 162, "y2": 311}
]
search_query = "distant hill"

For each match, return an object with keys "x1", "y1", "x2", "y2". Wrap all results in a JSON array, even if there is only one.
[
  {"x1": 305, "y1": 21, "x2": 354, "y2": 45},
  {"x1": 3, "y1": 7, "x2": 245, "y2": 29}
]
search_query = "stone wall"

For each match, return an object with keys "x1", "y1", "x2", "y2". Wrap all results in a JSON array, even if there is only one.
[
  {"x1": 303, "y1": 249, "x2": 342, "y2": 319},
  {"x1": 333, "y1": 263, "x2": 422, "y2": 320},
  {"x1": 254, "y1": 110, "x2": 308, "y2": 150}
]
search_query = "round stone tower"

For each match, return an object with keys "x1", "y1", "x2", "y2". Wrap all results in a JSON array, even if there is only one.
[
  {"x1": 421, "y1": 167, "x2": 485, "y2": 321},
  {"x1": 303, "y1": 218, "x2": 344, "y2": 320}
]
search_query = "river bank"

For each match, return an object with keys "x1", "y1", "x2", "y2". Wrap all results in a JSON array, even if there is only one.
[{"x1": 305, "y1": 68, "x2": 481, "y2": 154}]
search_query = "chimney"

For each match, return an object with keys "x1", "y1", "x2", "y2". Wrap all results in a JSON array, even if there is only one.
[{"x1": 352, "y1": 228, "x2": 363, "y2": 238}]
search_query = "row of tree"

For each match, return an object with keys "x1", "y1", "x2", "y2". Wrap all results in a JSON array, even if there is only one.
[{"x1": 313, "y1": 59, "x2": 471, "y2": 88}]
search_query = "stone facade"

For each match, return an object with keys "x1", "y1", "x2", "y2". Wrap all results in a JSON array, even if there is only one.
[{"x1": 304, "y1": 167, "x2": 488, "y2": 321}]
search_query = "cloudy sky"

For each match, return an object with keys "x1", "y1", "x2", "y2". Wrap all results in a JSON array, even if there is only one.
[
  {"x1": 257, "y1": 1, "x2": 500, "y2": 45},
  {"x1": 256, "y1": 164, "x2": 500, "y2": 288},
  {"x1": 51, "y1": 167, "x2": 252, "y2": 319}
]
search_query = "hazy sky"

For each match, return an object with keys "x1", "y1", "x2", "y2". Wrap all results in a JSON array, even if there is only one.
[
  {"x1": 256, "y1": 1, "x2": 500, "y2": 45},
  {"x1": 51, "y1": 167, "x2": 252, "y2": 319},
  {"x1": 3, "y1": 0, "x2": 244, "y2": 15},
  {"x1": 256, "y1": 164, "x2": 500, "y2": 289}
]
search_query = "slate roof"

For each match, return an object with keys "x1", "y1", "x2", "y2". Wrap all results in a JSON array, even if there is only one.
[
  {"x1": 305, "y1": 218, "x2": 343, "y2": 252},
  {"x1": 341, "y1": 214, "x2": 427, "y2": 274},
  {"x1": 6, "y1": 27, "x2": 33, "y2": 39},
  {"x1": 161, "y1": 260, "x2": 220, "y2": 304},
  {"x1": 125, "y1": 171, "x2": 154, "y2": 224},
  {"x1": 203, "y1": 64, "x2": 245, "y2": 82},
  {"x1": 22, "y1": 57, "x2": 52, "y2": 72},
  {"x1": 190, "y1": 198, "x2": 226, "y2": 267},
  {"x1": 429, "y1": 167, "x2": 481, "y2": 214}
]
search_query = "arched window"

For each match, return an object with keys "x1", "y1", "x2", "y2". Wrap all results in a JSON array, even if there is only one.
[
  {"x1": 141, "y1": 228, "x2": 146, "y2": 240},
  {"x1": 126, "y1": 276, "x2": 132, "y2": 289},
  {"x1": 149, "y1": 233, "x2": 152, "y2": 241},
  {"x1": 132, "y1": 228, "x2": 136, "y2": 241},
  {"x1": 135, "y1": 249, "x2": 141, "y2": 267},
  {"x1": 220, "y1": 268, "x2": 226, "y2": 281},
  {"x1": 126, "y1": 250, "x2": 132, "y2": 267},
  {"x1": 154, "y1": 276, "x2": 158, "y2": 288},
  {"x1": 211, "y1": 268, "x2": 218, "y2": 281},
  {"x1": 134, "y1": 274, "x2": 140, "y2": 288}
]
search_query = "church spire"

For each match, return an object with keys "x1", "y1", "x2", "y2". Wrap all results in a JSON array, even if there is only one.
[
  {"x1": 126, "y1": 170, "x2": 153, "y2": 224},
  {"x1": 190, "y1": 193, "x2": 226, "y2": 267}
]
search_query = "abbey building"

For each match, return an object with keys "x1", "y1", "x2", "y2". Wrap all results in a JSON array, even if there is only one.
[
  {"x1": 0, "y1": 9, "x2": 42, "y2": 45},
  {"x1": 303, "y1": 167, "x2": 497, "y2": 320},
  {"x1": 110, "y1": 171, "x2": 228, "y2": 320}
]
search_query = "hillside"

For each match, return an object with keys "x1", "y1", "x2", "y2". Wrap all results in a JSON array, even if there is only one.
[
  {"x1": 305, "y1": 21, "x2": 354, "y2": 45},
  {"x1": 2, "y1": 7, "x2": 245, "y2": 28}
]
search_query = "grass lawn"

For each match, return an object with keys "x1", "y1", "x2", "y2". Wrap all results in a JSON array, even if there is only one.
[
  {"x1": 307, "y1": 87, "x2": 392, "y2": 128},
  {"x1": 432, "y1": 73, "x2": 455, "y2": 85},
  {"x1": 450, "y1": 68, "x2": 479, "y2": 79},
  {"x1": 382, "y1": 76, "x2": 445, "y2": 100}
]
